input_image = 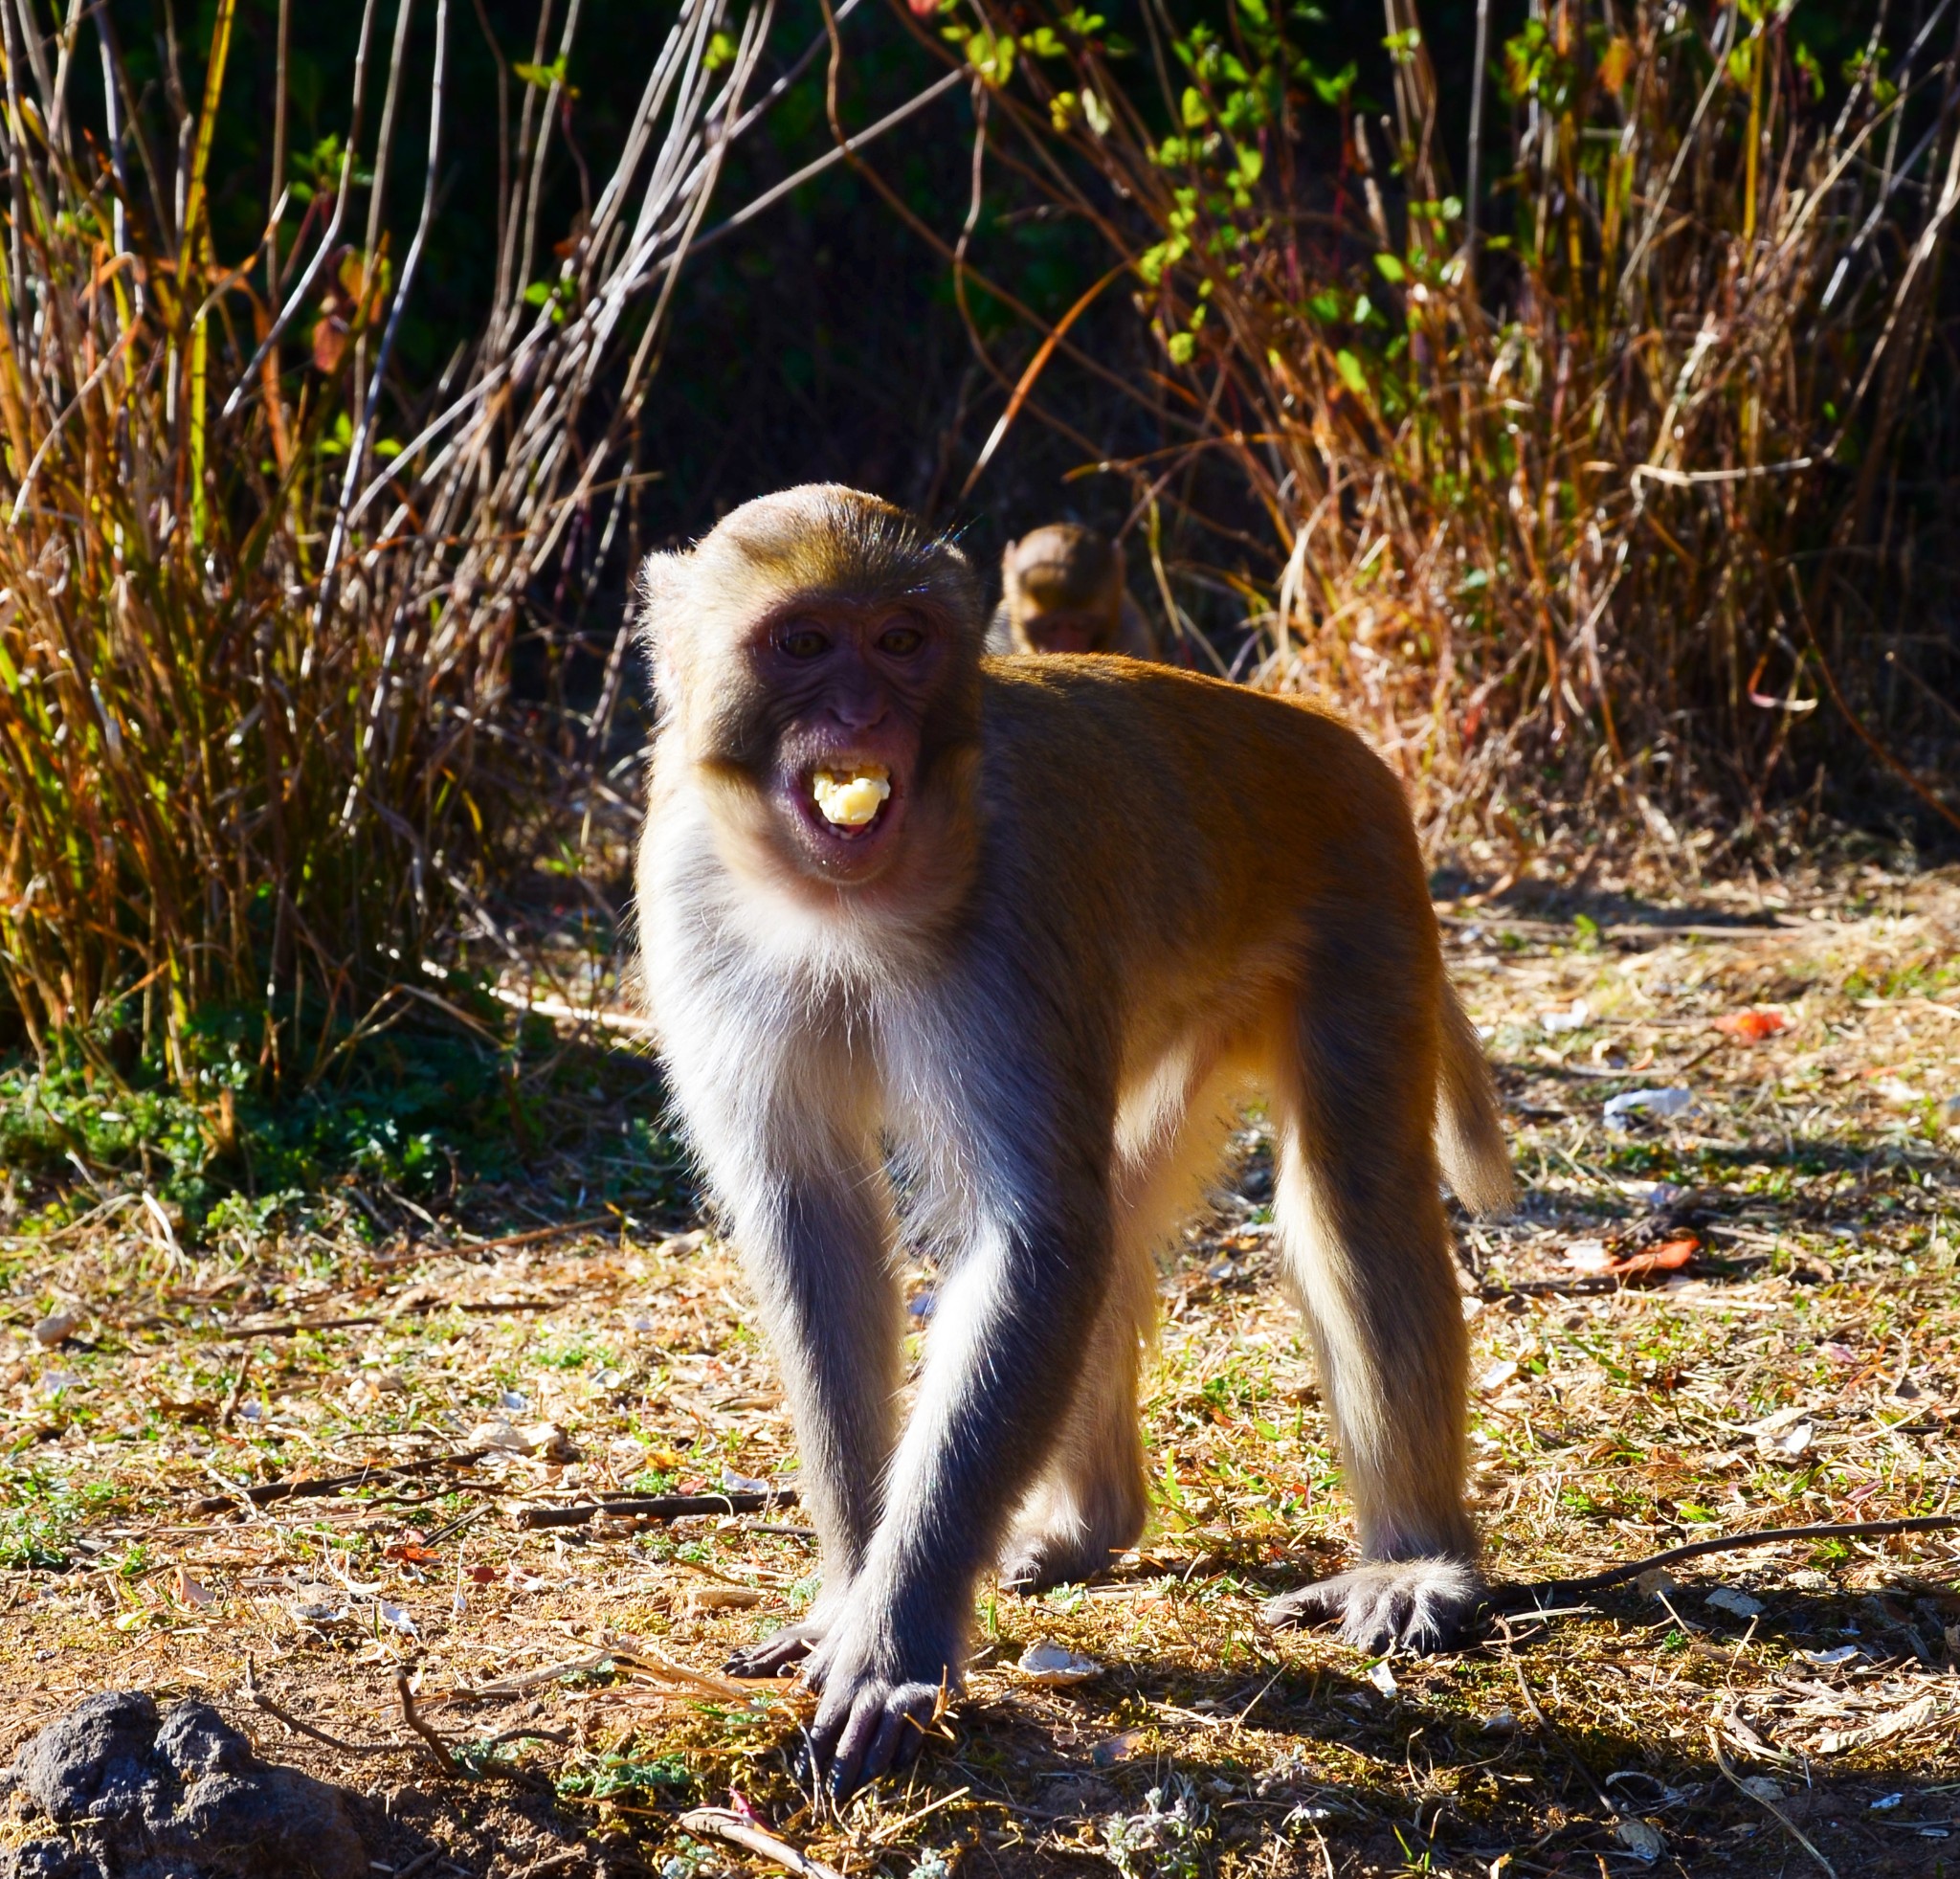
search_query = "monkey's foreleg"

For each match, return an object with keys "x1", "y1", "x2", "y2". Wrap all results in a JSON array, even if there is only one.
[
  {"x1": 722, "y1": 1165, "x2": 905, "y2": 1678},
  {"x1": 803, "y1": 1208, "x2": 1109, "y2": 1794}
]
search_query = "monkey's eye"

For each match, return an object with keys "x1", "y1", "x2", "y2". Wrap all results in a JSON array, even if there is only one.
[
  {"x1": 878, "y1": 620, "x2": 924, "y2": 657},
  {"x1": 778, "y1": 625, "x2": 830, "y2": 660}
]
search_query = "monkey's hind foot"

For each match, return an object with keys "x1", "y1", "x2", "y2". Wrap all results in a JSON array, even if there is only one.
[
  {"x1": 724, "y1": 1618, "x2": 829, "y2": 1680},
  {"x1": 998, "y1": 1531, "x2": 1125, "y2": 1598},
  {"x1": 1261, "y1": 1559, "x2": 1481, "y2": 1653}
]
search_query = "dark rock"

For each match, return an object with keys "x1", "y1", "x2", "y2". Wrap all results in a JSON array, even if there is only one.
[
  {"x1": 1, "y1": 1842, "x2": 103, "y2": 1879},
  {"x1": 4, "y1": 1693, "x2": 369, "y2": 1879},
  {"x1": 11, "y1": 1691, "x2": 165, "y2": 1829}
]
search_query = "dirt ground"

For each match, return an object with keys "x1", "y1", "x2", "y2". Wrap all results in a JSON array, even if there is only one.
[{"x1": 2, "y1": 864, "x2": 1957, "y2": 1878}]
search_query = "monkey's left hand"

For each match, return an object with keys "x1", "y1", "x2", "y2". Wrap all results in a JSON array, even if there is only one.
[
  {"x1": 807, "y1": 1672, "x2": 945, "y2": 1797},
  {"x1": 799, "y1": 1615, "x2": 954, "y2": 1797}
]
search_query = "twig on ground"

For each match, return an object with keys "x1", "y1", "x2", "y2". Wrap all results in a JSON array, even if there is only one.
[
  {"x1": 1711, "y1": 1727, "x2": 1839, "y2": 1878},
  {"x1": 242, "y1": 1657, "x2": 401, "y2": 1756},
  {"x1": 419, "y1": 1504, "x2": 492, "y2": 1547},
  {"x1": 513, "y1": 1853, "x2": 585, "y2": 1876},
  {"x1": 453, "y1": 1651, "x2": 618, "y2": 1699},
  {"x1": 368, "y1": 1215, "x2": 616, "y2": 1268},
  {"x1": 678, "y1": 1809, "x2": 846, "y2": 1879},
  {"x1": 211, "y1": 1314, "x2": 386, "y2": 1341},
  {"x1": 397, "y1": 1669, "x2": 459, "y2": 1775},
  {"x1": 192, "y1": 1449, "x2": 491, "y2": 1512},
  {"x1": 515, "y1": 1488, "x2": 799, "y2": 1529},
  {"x1": 218, "y1": 1352, "x2": 253, "y2": 1430},
  {"x1": 1488, "y1": 1512, "x2": 1960, "y2": 1612}
]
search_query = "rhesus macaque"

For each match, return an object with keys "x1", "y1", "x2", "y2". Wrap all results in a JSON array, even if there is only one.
[
  {"x1": 985, "y1": 522, "x2": 1161, "y2": 659},
  {"x1": 635, "y1": 486, "x2": 1511, "y2": 1796}
]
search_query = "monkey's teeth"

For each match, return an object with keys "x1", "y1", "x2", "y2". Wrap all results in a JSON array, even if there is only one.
[{"x1": 811, "y1": 767, "x2": 891, "y2": 828}]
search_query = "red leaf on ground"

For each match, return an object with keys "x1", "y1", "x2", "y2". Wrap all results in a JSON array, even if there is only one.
[
  {"x1": 1608, "y1": 1236, "x2": 1698, "y2": 1282},
  {"x1": 385, "y1": 1543, "x2": 441, "y2": 1563},
  {"x1": 1714, "y1": 1009, "x2": 1788, "y2": 1041}
]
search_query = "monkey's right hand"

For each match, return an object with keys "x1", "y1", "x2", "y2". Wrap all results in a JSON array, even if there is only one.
[{"x1": 723, "y1": 1617, "x2": 831, "y2": 1680}]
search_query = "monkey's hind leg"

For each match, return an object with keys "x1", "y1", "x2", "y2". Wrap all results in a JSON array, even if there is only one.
[
  {"x1": 998, "y1": 1066, "x2": 1237, "y2": 1594},
  {"x1": 997, "y1": 1244, "x2": 1152, "y2": 1594},
  {"x1": 1260, "y1": 977, "x2": 1481, "y2": 1651}
]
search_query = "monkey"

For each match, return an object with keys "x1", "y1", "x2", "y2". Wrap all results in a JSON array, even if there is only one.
[
  {"x1": 634, "y1": 485, "x2": 1512, "y2": 1798},
  {"x1": 985, "y1": 522, "x2": 1162, "y2": 660}
]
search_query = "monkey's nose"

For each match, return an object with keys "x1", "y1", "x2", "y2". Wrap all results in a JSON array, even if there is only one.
[{"x1": 828, "y1": 693, "x2": 889, "y2": 733}]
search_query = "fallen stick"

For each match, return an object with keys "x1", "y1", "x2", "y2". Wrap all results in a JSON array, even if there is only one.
[
  {"x1": 516, "y1": 1488, "x2": 799, "y2": 1530},
  {"x1": 1489, "y1": 1512, "x2": 1960, "y2": 1612},
  {"x1": 192, "y1": 1449, "x2": 490, "y2": 1513},
  {"x1": 218, "y1": 1352, "x2": 254, "y2": 1430},
  {"x1": 212, "y1": 1314, "x2": 385, "y2": 1340},
  {"x1": 678, "y1": 1809, "x2": 845, "y2": 1879},
  {"x1": 397, "y1": 1669, "x2": 459, "y2": 1775},
  {"x1": 368, "y1": 1215, "x2": 616, "y2": 1269},
  {"x1": 243, "y1": 1657, "x2": 401, "y2": 1756}
]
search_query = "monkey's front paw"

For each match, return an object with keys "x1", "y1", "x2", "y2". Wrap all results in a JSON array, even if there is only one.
[
  {"x1": 807, "y1": 1673, "x2": 947, "y2": 1800},
  {"x1": 1262, "y1": 1558, "x2": 1481, "y2": 1652},
  {"x1": 724, "y1": 1617, "x2": 831, "y2": 1679}
]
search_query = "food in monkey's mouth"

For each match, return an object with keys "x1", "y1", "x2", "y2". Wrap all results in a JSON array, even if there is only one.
[{"x1": 811, "y1": 766, "x2": 892, "y2": 828}]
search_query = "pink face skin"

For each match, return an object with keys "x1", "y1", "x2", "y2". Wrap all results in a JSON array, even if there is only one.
[{"x1": 749, "y1": 600, "x2": 949, "y2": 885}]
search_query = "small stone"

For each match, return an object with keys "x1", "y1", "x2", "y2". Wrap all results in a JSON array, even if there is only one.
[
  {"x1": 1615, "y1": 1817, "x2": 1664, "y2": 1862},
  {"x1": 1706, "y1": 1587, "x2": 1766, "y2": 1619},
  {"x1": 1015, "y1": 1641, "x2": 1103, "y2": 1685},
  {"x1": 31, "y1": 1311, "x2": 80, "y2": 1349}
]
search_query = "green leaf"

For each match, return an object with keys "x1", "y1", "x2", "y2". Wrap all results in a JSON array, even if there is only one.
[
  {"x1": 702, "y1": 31, "x2": 739, "y2": 73},
  {"x1": 1023, "y1": 25, "x2": 1066, "y2": 57},
  {"x1": 1334, "y1": 349, "x2": 1368, "y2": 396},
  {"x1": 962, "y1": 28, "x2": 1016, "y2": 88},
  {"x1": 1167, "y1": 330, "x2": 1196, "y2": 364},
  {"x1": 1181, "y1": 86, "x2": 1209, "y2": 129},
  {"x1": 1308, "y1": 59, "x2": 1355, "y2": 105},
  {"x1": 1373, "y1": 252, "x2": 1406, "y2": 283},
  {"x1": 512, "y1": 56, "x2": 568, "y2": 90}
]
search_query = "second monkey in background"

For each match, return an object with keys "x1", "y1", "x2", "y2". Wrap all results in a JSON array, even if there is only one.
[{"x1": 986, "y1": 523, "x2": 1163, "y2": 660}]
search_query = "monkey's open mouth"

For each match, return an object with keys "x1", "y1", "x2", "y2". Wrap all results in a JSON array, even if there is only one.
[{"x1": 810, "y1": 764, "x2": 892, "y2": 829}]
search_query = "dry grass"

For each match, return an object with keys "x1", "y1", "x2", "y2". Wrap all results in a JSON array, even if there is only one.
[
  {"x1": 928, "y1": 0, "x2": 1960, "y2": 849},
  {"x1": 0, "y1": 0, "x2": 766, "y2": 1079},
  {"x1": 1, "y1": 866, "x2": 1956, "y2": 1877}
]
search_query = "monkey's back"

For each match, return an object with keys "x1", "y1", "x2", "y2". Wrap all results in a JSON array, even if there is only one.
[{"x1": 974, "y1": 655, "x2": 1436, "y2": 974}]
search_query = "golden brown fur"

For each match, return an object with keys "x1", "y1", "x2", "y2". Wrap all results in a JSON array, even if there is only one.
[{"x1": 634, "y1": 486, "x2": 1510, "y2": 1797}]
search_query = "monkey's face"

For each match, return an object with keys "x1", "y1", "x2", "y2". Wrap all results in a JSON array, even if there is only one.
[
  {"x1": 1018, "y1": 608, "x2": 1112, "y2": 656},
  {"x1": 642, "y1": 486, "x2": 984, "y2": 902},
  {"x1": 739, "y1": 597, "x2": 962, "y2": 887}
]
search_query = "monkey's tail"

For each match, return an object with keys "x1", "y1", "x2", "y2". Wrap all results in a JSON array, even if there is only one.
[{"x1": 1436, "y1": 981, "x2": 1514, "y2": 1216}]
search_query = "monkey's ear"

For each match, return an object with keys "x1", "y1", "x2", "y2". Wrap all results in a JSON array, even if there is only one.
[{"x1": 636, "y1": 551, "x2": 687, "y2": 705}]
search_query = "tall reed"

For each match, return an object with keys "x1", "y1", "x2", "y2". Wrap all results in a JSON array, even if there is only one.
[
  {"x1": 935, "y1": 0, "x2": 1960, "y2": 858},
  {"x1": 0, "y1": 0, "x2": 771, "y2": 1083}
]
